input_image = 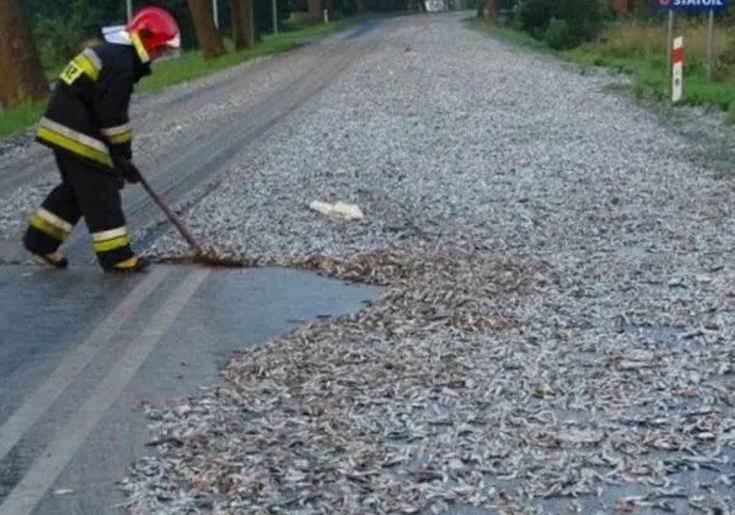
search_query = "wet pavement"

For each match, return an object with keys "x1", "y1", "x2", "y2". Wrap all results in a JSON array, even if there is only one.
[{"x1": 0, "y1": 263, "x2": 379, "y2": 515}]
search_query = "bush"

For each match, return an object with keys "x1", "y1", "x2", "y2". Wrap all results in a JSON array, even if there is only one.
[
  {"x1": 518, "y1": 0, "x2": 553, "y2": 38},
  {"x1": 715, "y1": 33, "x2": 735, "y2": 81},
  {"x1": 34, "y1": 17, "x2": 87, "y2": 73},
  {"x1": 519, "y1": 0, "x2": 604, "y2": 48},
  {"x1": 545, "y1": 18, "x2": 575, "y2": 49}
]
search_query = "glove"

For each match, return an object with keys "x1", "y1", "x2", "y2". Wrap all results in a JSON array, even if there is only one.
[{"x1": 120, "y1": 158, "x2": 142, "y2": 184}]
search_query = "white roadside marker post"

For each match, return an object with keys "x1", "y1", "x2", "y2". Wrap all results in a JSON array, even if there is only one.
[{"x1": 672, "y1": 36, "x2": 684, "y2": 103}]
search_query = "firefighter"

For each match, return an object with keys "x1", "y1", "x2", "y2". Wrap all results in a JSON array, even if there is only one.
[{"x1": 22, "y1": 6, "x2": 181, "y2": 273}]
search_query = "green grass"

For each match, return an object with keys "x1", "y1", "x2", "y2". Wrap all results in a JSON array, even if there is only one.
[
  {"x1": 0, "y1": 102, "x2": 47, "y2": 138},
  {"x1": 726, "y1": 100, "x2": 735, "y2": 125},
  {"x1": 465, "y1": 19, "x2": 552, "y2": 53},
  {"x1": 0, "y1": 14, "x2": 374, "y2": 139},
  {"x1": 467, "y1": 17, "x2": 735, "y2": 121}
]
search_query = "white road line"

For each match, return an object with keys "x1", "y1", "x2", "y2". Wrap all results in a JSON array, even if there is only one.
[
  {"x1": 0, "y1": 266, "x2": 171, "y2": 464},
  {"x1": 0, "y1": 268, "x2": 209, "y2": 515}
]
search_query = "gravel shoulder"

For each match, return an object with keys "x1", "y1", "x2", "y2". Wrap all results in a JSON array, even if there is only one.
[{"x1": 17, "y1": 12, "x2": 735, "y2": 515}]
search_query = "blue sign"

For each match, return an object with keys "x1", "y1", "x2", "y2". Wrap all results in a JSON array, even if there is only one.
[{"x1": 657, "y1": 0, "x2": 730, "y2": 13}]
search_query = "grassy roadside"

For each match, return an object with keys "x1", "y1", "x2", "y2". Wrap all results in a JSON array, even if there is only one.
[
  {"x1": 466, "y1": 17, "x2": 735, "y2": 125},
  {"x1": 0, "y1": 14, "x2": 375, "y2": 139}
]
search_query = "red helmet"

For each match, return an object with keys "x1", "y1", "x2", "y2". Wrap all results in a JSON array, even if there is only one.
[{"x1": 127, "y1": 6, "x2": 181, "y2": 61}]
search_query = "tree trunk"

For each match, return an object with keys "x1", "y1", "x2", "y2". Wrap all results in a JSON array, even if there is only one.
[
  {"x1": 230, "y1": 0, "x2": 244, "y2": 49},
  {"x1": 186, "y1": 0, "x2": 224, "y2": 59},
  {"x1": 230, "y1": 0, "x2": 255, "y2": 49},
  {"x1": 241, "y1": 0, "x2": 256, "y2": 47},
  {"x1": 358, "y1": 0, "x2": 368, "y2": 13},
  {"x1": 476, "y1": 0, "x2": 484, "y2": 18},
  {"x1": 308, "y1": 0, "x2": 323, "y2": 24},
  {"x1": 0, "y1": 0, "x2": 49, "y2": 110},
  {"x1": 251, "y1": 0, "x2": 263, "y2": 43},
  {"x1": 483, "y1": 0, "x2": 497, "y2": 25}
]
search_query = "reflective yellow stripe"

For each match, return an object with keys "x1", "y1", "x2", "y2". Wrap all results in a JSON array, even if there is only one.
[
  {"x1": 59, "y1": 49, "x2": 102, "y2": 84},
  {"x1": 130, "y1": 31, "x2": 150, "y2": 64},
  {"x1": 101, "y1": 123, "x2": 131, "y2": 136},
  {"x1": 37, "y1": 126, "x2": 113, "y2": 167},
  {"x1": 39, "y1": 117, "x2": 110, "y2": 154},
  {"x1": 29, "y1": 214, "x2": 68, "y2": 241},
  {"x1": 82, "y1": 48, "x2": 102, "y2": 71},
  {"x1": 92, "y1": 227, "x2": 128, "y2": 242},
  {"x1": 93, "y1": 234, "x2": 131, "y2": 253},
  {"x1": 72, "y1": 53, "x2": 100, "y2": 81},
  {"x1": 107, "y1": 131, "x2": 133, "y2": 145},
  {"x1": 36, "y1": 208, "x2": 73, "y2": 232},
  {"x1": 101, "y1": 123, "x2": 133, "y2": 145}
]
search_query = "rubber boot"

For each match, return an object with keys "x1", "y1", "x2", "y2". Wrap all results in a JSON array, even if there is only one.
[
  {"x1": 104, "y1": 255, "x2": 150, "y2": 273},
  {"x1": 29, "y1": 250, "x2": 69, "y2": 269}
]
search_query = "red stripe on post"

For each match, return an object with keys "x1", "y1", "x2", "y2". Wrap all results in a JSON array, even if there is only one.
[{"x1": 672, "y1": 47, "x2": 684, "y2": 64}]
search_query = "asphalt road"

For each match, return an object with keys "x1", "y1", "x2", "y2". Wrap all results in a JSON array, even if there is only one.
[{"x1": 0, "y1": 19, "x2": 384, "y2": 515}]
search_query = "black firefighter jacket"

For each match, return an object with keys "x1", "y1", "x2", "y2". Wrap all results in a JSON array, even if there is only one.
[{"x1": 35, "y1": 40, "x2": 151, "y2": 173}]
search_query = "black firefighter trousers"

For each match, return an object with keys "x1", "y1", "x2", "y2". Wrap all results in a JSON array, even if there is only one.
[{"x1": 23, "y1": 150, "x2": 136, "y2": 269}]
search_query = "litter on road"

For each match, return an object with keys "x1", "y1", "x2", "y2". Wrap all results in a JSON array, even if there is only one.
[{"x1": 308, "y1": 200, "x2": 365, "y2": 220}]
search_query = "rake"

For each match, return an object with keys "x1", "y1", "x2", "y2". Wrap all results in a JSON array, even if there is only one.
[{"x1": 136, "y1": 169, "x2": 242, "y2": 268}]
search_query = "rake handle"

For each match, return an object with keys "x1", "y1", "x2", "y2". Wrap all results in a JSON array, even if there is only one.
[{"x1": 135, "y1": 171, "x2": 204, "y2": 256}]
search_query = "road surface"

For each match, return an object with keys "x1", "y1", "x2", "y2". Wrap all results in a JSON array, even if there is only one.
[{"x1": 2, "y1": 11, "x2": 735, "y2": 515}]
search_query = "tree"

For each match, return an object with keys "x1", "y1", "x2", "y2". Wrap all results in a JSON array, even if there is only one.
[
  {"x1": 477, "y1": 0, "x2": 497, "y2": 24},
  {"x1": 308, "y1": 0, "x2": 323, "y2": 24},
  {"x1": 408, "y1": 0, "x2": 425, "y2": 12},
  {"x1": 230, "y1": 0, "x2": 255, "y2": 49},
  {"x1": 0, "y1": 0, "x2": 49, "y2": 109},
  {"x1": 186, "y1": 0, "x2": 225, "y2": 58},
  {"x1": 485, "y1": 0, "x2": 498, "y2": 23}
]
